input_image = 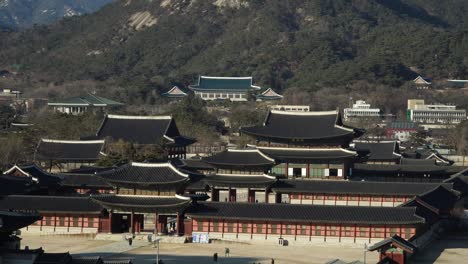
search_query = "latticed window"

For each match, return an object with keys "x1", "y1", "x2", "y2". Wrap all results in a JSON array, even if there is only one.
[
  {"x1": 227, "y1": 222, "x2": 234, "y2": 233},
  {"x1": 197, "y1": 220, "x2": 204, "y2": 231},
  {"x1": 212, "y1": 220, "x2": 219, "y2": 232},
  {"x1": 256, "y1": 224, "x2": 263, "y2": 234},
  {"x1": 242, "y1": 223, "x2": 248, "y2": 233},
  {"x1": 73, "y1": 217, "x2": 79, "y2": 227},
  {"x1": 270, "y1": 224, "x2": 277, "y2": 234},
  {"x1": 300, "y1": 225, "x2": 307, "y2": 235},
  {"x1": 88, "y1": 218, "x2": 94, "y2": 228}
]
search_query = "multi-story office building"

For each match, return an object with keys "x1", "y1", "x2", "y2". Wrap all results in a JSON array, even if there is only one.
[
  {"x1": 344, "y1": 100, "x2": 381, "y2": 121},
  {"x1": 407, "y1": 99, "x2": 466, "y2": 124}
]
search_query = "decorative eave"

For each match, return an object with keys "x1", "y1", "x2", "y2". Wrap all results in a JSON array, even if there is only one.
[
  {"x1": 162, "y1": 86, "x2": 188, "y2": 97},
  {"x1": 202, "y1": 148, "x2": 276, "y2": 167},
  {"x1": 130, "y1": 162, "x2": 190, "y2": 178},
  {"x1": 189, "y1": 76, "x2": 261, "y2": 91},
  {"x1": 90, "y1": 194, "x2": 191, "y2": 213},
  {"x1": 4, "y1": 165, "x2": 39, "y2": 182}
]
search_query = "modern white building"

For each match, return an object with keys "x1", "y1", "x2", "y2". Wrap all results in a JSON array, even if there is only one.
[
  {"x1": 343, "y1": 100, "x2": 381, "y2": 121},
  {"x1": 407, "y1": 99, "x2": 466, "y2": 124}
]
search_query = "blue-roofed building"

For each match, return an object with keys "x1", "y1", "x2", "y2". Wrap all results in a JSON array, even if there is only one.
[{"x1": 189, "y1": 76, "x2": 261, "y2": 101}]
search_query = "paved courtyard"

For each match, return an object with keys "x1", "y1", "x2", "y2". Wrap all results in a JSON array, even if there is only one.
[{"x1": 20, "y1": 234, "x2": 468, "y2": 264}]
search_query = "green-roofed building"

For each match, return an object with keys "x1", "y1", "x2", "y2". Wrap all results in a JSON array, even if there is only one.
[
  {"x1": 189, "y1": 76, "x2": 261, "y2": 101},
  {"x1": 48, "y1": 93, "x2": 124, "y2": 115}
]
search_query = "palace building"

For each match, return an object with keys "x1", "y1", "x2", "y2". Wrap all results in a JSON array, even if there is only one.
[
  {"x1": 48, "y1": 93, "x2": 124, "y2": 115},
  {"x1": 92, "y1": 162, "x2": 198, "y2": 235},
  {"x1": 255, "y1": 88, "x2": 283, "y2": 101},
  {"x1": 94, "y1": 114, "x2": 196, "y2": 159},
  {"x1": 162, "y1": 86, "x2": 188, "y2": 98},
  {"x1": 34, "y1": 139, "x2": 106, "y2": 172},
  {"x1": 189, "y1": 76, "x2": 261, "y2": 101},
  {"x1": 353, "y1": 141, "x2": 401, "y2": 164},
  {"x1": 240, "y1": 110, "x2": 363, "y2": 179}
]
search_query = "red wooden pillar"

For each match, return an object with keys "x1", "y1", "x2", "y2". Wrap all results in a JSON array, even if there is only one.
[
  {"x1": 324, "y1": 224, "x2": 327, "y2": 242},
  {"x1": 294, "y1": 224, "x2": 298, "y2": 241},
  {"x1": 176, "y1": 212, "x2": 180, "y2": 236},
  {"x1": 250, "y1": 220, "x2": 254, "y2": 239},
  {"x1": 285, "y1": 163, "x2": 289, "y2": 178},
  {"x1": 68, "y1": 214, "x2": 71, "y2": 232},
  {"x1": 236, "y1": 220, "x2": 239, "y2": 239},
  {"x1": 130, "y1": 210, "x2": 135, "y2": 234},
  {"x1": 108, "y1": 211, "x2": 112, "y2": 233},
  {"x1": 300, "y1": 194, "x2": 303, "y2": 205},
  {"x1": 154, "y1": 211, "x2": 158, "y2": 234},
  {"x1": 265, "y1": 221, "x2": 268, "y2": 240},
  {"x1": 265, "y1": 190, "x2": 269, "y2": 203},
  {"x1": 222, "y1": 219, "x2": 225, "y2": 238},
  {"x1": 81, "y1": 214, "x2": 84, "y2": 233},
  {"x1": 54, "y1": 214, "x2": 57, "y2": 232},
  {"x1": 306, "y1": 164, "x2": 310, "y2": 178}
]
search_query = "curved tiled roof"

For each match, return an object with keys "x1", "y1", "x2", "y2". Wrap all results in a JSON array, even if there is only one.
[
  {"x1": 60, "y1": 173, "x2": 112, "y2": 189},
  {"x1": 202, "y1": 149, "x2": 275, "y2": 167},
  {"x1": 96, "y1": 115, "x2": 195, "y2": 146},
  {"x1": 36, "y1": 139, "x2": 105, "y2": 161},
  {"x1": 189, "y1": 76, "x2": 260, "y2": 91},
  {"x1": 91, "y1": 195, "x2": 190, "y2": 213},
  {"x1": 354, "y1": 141, "x2": 400, "y2": 161},
  {"x1": 98, "y1": 162, "x2": 190, "y2": 185},
  {"x1": 241, "y1": 110, "x2": 357, "y2": 141},
  {"x1": 258, "y1": 147, "x2": 357, "y2": 161},
  {"x1": 4, "y1": 164, "x2": 62, "y2": 187},
  {"x1": 0, "y1": 211, "x2": 42, "y2": 233},
  {"x1": 0, "y1": 195, "x2": 102, "y2": 214},
  {"x1": 205, "y1": 174, "x2": 276, "y2": 188},
  {"x1": 186, "y1": 202, "x2": 426, "y2": 225},
  {"x1": 272, "y1": 180, "x2": 450, "y2": 196}
]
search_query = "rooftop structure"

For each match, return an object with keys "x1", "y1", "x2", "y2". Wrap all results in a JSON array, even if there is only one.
[
  {"x1": 343, "y1": 100, "x2": 382, "y2": 121},
  {"x1": 95, "y1": 114, "x2": 195, "y2": 158},
  {"x1": 98, "y1": 162, "x2": 192, "y2": 192},
  {"x1": 407, "y1": 99, "x2": 466, "y2": 124},
  {"x1": 413, "y1": 76, "x2": 431, "y2": 89},
  {"x1": 48, "y1": 93, "x2": 124, "y2": 115},
  {"x1": 189, "y1": 76, "x2": 261, "y2": 101},
  {"x1": 34, "y1": 139, "x2": 106, "y2": 172},
  {"x1": 242, "y1": 110, "x2": 360, "y2": 145},
  {"x1": 255, "y1": 88, "x2": 283, "y2": 101},
  {"x1": 162, "y1": 86, "x2": 188, "y2": 98},
  {"x1": 447, "y1": 79, "x2": 468, "y2": 89},
  {"x1": 353, "y1": 141, "x2": 401, "y2": 164}
]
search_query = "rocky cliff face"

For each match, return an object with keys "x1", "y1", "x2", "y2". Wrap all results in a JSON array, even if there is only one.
[
  {"x1": 0, "y1": 0, "x2": 114, "y2": 30},
  {"x1": 0, "y1": 0, "x2": 467, "y2": 91}
]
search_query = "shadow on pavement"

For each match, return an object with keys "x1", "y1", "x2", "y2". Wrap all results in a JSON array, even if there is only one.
[{"x1": 75, "y1": 252, "x2": 265, "y2": 264}]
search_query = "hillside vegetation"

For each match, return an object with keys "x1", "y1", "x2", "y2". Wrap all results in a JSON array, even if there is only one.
[
  {"x1": 0, "y1": 0, "x2": 114, "y2": 30},
  {"x1": 0, "y1": 0, "x2": 467, "y2": 97}
]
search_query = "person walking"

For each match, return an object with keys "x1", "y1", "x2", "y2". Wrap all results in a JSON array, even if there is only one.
[
  {"x1": 225, "y1": 247, "x2": 230, "y2": 257},
  {"x1": 128, "y1": 237, "x2": 133, "y2": 246},
  {"x1": 271, "y1": 258, "x2": 275, "y2": 264},
  {"x1": 213, "y1": 253, "x2": 218, "y2": 262}
]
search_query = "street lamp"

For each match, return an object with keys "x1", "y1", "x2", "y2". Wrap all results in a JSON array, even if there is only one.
[
  {"x1": 153, "y1": 237, "x2": 162, "y2": 264},
  {"x1": 363, "y1": 243, "x2": 368, "y2": 264}
]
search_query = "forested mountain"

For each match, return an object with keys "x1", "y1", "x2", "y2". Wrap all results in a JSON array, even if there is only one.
[
  {"x1": 0, "y1": 0, "x2": 114, "y2": 30},
  {"x1": 0, "y1": 0, "x2": 467, "y2": 97}
]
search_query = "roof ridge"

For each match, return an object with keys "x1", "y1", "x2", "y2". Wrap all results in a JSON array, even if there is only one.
[
  {"x1": 41, "y1": 139, "x2": 105, "y2": 144},
  {"x1": 106, "y1": 114, "x2": 172, "y2": 120},
  {"x1": 200, "y1": 76, "x2": 253, "y2": 80},
  {"x1": 270, "y1": 110, "x2": 338, "y2": 116}
]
